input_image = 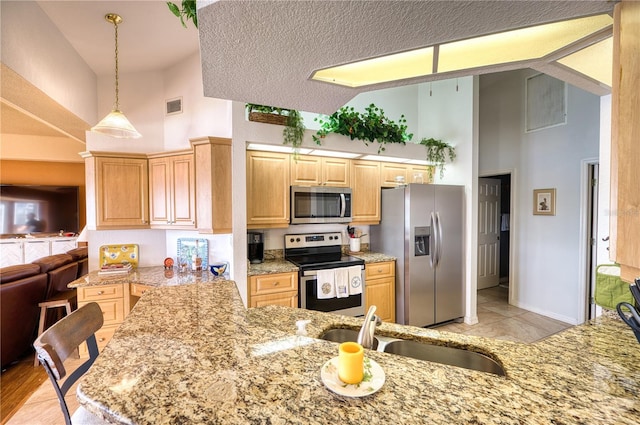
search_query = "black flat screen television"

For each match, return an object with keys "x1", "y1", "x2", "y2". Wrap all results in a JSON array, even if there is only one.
[{"x1": 0, "y1": 185, "x2": 80, "y2": 236}]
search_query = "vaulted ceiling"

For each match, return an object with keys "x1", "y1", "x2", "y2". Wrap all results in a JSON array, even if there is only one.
[{"x1": 1, "y1": 1, "x2": 616, "y2": 144}]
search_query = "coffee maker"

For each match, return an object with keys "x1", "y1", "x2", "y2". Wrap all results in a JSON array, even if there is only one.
[{"x1": 248, "y1": 232, "x2": 264, "y2": 264}]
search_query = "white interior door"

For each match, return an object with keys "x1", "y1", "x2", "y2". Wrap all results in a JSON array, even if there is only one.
[{"x1": 478, "y1": 178, "x2": 501, "y2": 289}]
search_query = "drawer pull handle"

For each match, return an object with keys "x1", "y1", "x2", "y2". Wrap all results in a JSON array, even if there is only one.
[
  {"x1": 99, "y1": 338, "x2": 106, "y2": 342},
  {"x1": 97, "y1": 291, "x2": 104, "y2": 295},
  {"x1": 377, "y1": 269, "x2": 382, "y2": 273},
  {"x1": 274, "y1": 281, "x2": 279, "y2": 286}
]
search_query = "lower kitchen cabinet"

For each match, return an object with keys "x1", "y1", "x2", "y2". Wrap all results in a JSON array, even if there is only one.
[
  {"x1": 130, "y1": 283, "x2": 154, "y2": 309},
  {"x1": 77, "y1": 283, "x2": 127, "y2": 356},
  {"x1": 249, "y1": 272, "x2": 298, "y2": 308},
  {"x1": 365, "y1": 261, "x2": 395, "y2": 323}
]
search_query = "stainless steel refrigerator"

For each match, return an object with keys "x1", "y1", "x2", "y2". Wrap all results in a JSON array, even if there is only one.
[{"x1": 370, "y1": 184, "x2": 464, "y2": 327}]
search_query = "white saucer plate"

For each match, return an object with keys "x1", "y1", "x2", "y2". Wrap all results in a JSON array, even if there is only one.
[{"x1": 320, "y1": 356, "x2": 385, "y2": 397}]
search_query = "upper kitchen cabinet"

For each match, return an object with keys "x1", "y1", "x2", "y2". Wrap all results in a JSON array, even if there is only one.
[
  {"x1": 148, "y1": 152, "x2": 195, "y2": 229},
  {"x1": 611, "y1": 1, "x2": 640, "y2": 283},
  {"x1": 82, "y1": 152, "x2": 149, "y2": 229},
  {"x1": 380, "y1": 163, "x2": 433, "y2": 187},
  {"x1": 247, "y1": 151, "x2": 290, "y2": 228},
  {"x1": 350, "y1": 160, "x2": 381, "y2": 224},
  {"x1": 191, "y1": 137, "x2": 233, "y2": 234},
  {"x1": 291, "y1": 155, "x2": 350, "y2": 187}
]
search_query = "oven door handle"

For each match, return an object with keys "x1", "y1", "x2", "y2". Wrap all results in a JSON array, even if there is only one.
[
  {"x1": 340, "y1": 193, "x2": 346, "y2": 218},
  {"x1": 302, "y1": 265, "x2": 364, "y2": 277}
]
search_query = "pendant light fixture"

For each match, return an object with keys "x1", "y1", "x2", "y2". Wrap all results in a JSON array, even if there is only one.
[{"x1": 91, "y1": 13, "x2": 142, "y2": 139}]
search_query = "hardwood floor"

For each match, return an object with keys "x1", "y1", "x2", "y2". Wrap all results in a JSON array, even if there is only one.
[{"x1": 1, "y1": 353, "x2": 47, "y2": 424}]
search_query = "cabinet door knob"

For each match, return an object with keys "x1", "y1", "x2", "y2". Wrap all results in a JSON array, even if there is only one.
[
  {"x1": 99, "y1": 337, "x2": 105, "y2": 342},
  {"x1": 274, "y1": 281, "x2": 280, "y2": 286},
  {"x1": 97, "y1": 291, "x2": 104, "y2": 295}
]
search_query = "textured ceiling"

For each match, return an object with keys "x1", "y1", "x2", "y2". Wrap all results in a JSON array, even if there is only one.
[
  {"x1": 2, "y1": 0, "x2": 616, "y2": 142},
  {"x1": 198, "y1": 0, "x2": 616, "y2": 114}
]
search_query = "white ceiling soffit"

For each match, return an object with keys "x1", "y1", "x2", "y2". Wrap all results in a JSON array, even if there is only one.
[{"x1": 198, "y1": 0, "x2": 616, "y2": 114}]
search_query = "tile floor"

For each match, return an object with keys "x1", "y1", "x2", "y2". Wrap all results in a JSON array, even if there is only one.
[
  {"x1": 6, "y1": 287, "x2": 573, "y2": 424},
  {"x1": 435, "y1": 285, "x2": 573, "y2": 343}
]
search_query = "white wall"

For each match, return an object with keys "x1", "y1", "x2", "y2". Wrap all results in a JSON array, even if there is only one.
[
  {"x1": 163, "y1": 52, "x2": 233, "y2": 149},
  {"x1": 0, "y1": 1, "x2": 97, "y2": 124},
  {"x1": 479, "y1": 69, "x2": 601, "y2": 324},
  {"x1": 84, "y1": 51, "x2": 234, "y2": 271}
]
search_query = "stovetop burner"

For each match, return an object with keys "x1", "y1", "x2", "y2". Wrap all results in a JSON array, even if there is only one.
[{"x1": 284, "y1": 232, "x2": 364, "y2": 270}]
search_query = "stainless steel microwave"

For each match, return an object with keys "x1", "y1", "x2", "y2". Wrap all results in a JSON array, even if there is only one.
[{"x1": 290, "y1": 186, "x2": 352, "y2": 224}]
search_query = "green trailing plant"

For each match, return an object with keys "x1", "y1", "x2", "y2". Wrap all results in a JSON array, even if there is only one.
[
  {"x1": 245, "y1": 104, "x2": 306, "y2": 154},
  {"x1": 312, "y1": 104, "x2": 413, "y2": 153},
  {"x1": 419, "y1": 137, "x2": 456, "y2": 179},
  {"x1": 283, "y1": 109, "x2": 306, "y2": 154},
  {"x1": 245, "y1": 104, "x2": 286, "y2": 115},
  {"x1": 167, "y1": 1, "x2": 198, "y2": 28}
]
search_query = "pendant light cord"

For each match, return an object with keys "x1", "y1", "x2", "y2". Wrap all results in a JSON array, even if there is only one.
[{"x1": 113, "y1": 19, "x2": 120, "y2": 112}]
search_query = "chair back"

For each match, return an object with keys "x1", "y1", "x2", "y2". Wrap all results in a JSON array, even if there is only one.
[{"x1": 33, "y1": 302, "x2": 103, "y2": 425}]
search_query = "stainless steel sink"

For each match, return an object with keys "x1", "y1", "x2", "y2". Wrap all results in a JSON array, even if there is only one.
[
  {"x1": 319, "y1": 328, "x2": 379, "y2": 350},
  {"x1": 383, "y1": 340, "x2": 506, "y2": 376}
]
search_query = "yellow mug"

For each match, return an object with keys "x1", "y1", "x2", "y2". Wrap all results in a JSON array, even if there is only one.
[{"x1": 338, "y1": 342, "x2": 364, "y2": 384}]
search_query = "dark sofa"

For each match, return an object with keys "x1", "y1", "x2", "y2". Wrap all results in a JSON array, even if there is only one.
[
  {"x1": 0, "y1": 264, "x2": 48, "y2": 369},
  {"x1": 0, "y1": 247, "x2": 90, "y2": 369}
]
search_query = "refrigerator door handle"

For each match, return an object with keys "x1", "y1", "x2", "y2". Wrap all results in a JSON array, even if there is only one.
[
  {"x1": 435, "y1": 211, "x2": 444, "y2": 267},
  {"x1": 429, "y1": 212, "x2": 437, "y2": 268}
]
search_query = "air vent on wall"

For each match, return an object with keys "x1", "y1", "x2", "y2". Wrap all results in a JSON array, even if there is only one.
[
  {"x1": 166, "y1": 97, "x2": 183, "y2": 115},
  {"x1": 525, "y1": 74, "x2": 566, "y2": 133}
]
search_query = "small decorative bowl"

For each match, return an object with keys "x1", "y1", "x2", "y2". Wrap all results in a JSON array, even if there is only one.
[{"x1": 210, "y1": 262, "x2": 228, "y2": 276}]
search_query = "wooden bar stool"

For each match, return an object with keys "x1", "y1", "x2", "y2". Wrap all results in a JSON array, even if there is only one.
[{"x1": 34, "y1": 290, "x2": 77, "y2": 366}]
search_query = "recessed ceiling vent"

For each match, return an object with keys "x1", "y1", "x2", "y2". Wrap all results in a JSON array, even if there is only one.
[{"x1": 166, "y1": 97, "x2": 183, "y2": 115}]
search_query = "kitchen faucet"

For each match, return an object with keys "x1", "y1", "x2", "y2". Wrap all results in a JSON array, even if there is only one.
[{"x1": 357, "y1": 305, "x2": 382, "y2": 349}]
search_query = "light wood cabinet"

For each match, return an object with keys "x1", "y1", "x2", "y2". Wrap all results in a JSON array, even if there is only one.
[
  {"x1": 246, "y1": 151, "x2": 290, "y2": 228},
  {"x1": 249, "y1": 272, "x2": 298, "y2": 308},
  {"x1": 365, "y1": 261, "x2": 396, "y2": 323},
  {"x1": 148, "y1": 152, "x2": 196, "y2": 229},
  {"x1": 130, "y1": 283, "x2": 154, "y2": 308},
  {"x1": 83, "y1": 153, "x2": 149, "y2": 229},
  {"x1": 380, "y1": 163, "x2": 433, "y2": 187},
  {"x1": 350, "y1": 160, "x2": 381, "y2": 224},
  {"x1": 611, "y1": 1, "x2": 640, "y2": 283},
  {"x1": 77, "y1": 283, "x2": 128, "y2": 356},
  {"x1": 291, "y1": 155, "x2": 350, "y2": 187},
  {"x1": 191, "y1": 137, "x2": 233, "y2": 234}
]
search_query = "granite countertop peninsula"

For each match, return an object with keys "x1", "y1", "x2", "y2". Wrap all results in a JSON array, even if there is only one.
[
  {"x1": 68, "y1": 266, "x2": 226, "y2": 288},
  {"x1": 77, "y1": 280, "x2": 640, "y2": 424},
  {"x1": 247, "y1": 251, "x2": 395, "y2": 276}
]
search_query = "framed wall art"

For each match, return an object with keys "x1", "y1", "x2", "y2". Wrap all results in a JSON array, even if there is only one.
[{"x1": 533, "y1": 188, "x2": 556, "y2": 216}]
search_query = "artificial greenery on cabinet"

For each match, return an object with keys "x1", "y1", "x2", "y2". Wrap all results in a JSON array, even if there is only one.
[
  {"x1": 312, "y1": 104, "x2": 413, "y2": 153},
  {"x1": 245, "y1": 104, "x2": 306, "y2": 154},
  {"x1": 419, "y1": 137, "x2": 456, "y2": 179}
]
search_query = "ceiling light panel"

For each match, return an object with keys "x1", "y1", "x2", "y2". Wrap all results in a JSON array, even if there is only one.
[
  {"x1": 557, "y1": 37, "x2": 612, "y2": 87},
  {"x1": 438, "y1": 14, "x2": 612, "y2": 73},
  {"x1": 312, "y1": 47, "x2": 434, "y2": 87}
]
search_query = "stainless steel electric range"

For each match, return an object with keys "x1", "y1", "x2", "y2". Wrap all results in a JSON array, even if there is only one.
[{"x1": 284, "y1": 232, "x2": 365, "y2": 317}]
